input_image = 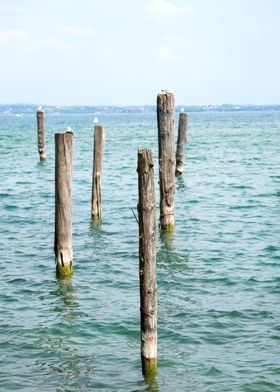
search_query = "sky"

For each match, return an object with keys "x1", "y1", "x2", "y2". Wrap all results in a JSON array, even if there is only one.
[{"x1": 0, "y1": 0, "x2": 279, "y2": 106}]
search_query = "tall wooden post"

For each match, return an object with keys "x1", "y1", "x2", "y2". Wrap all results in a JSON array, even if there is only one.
[
  {"x1": 157, "y1": 91, "x2": 175, "y2": 231},
  {"x1": 91, "y1": 125, "x2": 105, "y2": 220},
  {"x1": 175, "y1": 112, "x2": 188, "y2": 176},
  {"x1": 37, "y1": 109, "x2": 46, "y2": 160},
  {"x1": 54, "y1": 130, "x2": 73, "y2": 278},
  {"x1": 137, "y1": 149, "x2": 157, "y2": 377}
]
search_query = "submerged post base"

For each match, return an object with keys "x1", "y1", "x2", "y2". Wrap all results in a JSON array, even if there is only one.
[
  {"x1": 56, "y1": 263, "x2": 73, "y2": 278},
  {"x1": 160, "y1": 212, "x2": 175, "y2": 232},
  {"x1": 141, "y1": 356, "x2": 157, "y2": 378},
  {"x1": 160, "y1": 217, "x2": 175, "y2": 231},
  {"x1": 175, "y1": 167, "x2": 183, "y2": 176},
  {"x1": 39, "y1": 153, "x2": 46, "y2": 161},
  {"x1": 160, "y1": 223, "x2": 174, "y2": 232}
]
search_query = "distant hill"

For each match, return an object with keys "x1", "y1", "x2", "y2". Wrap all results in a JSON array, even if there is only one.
[{"x1": 0, "y1": 103, "x2": 280, "y2": 115}]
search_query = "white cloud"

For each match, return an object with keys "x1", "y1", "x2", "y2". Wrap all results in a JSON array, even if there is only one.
[
  {"x1": 103, "y1": 48, "x2": 116, "y2": 62},
  {"x1": 152, "y1": 33, "x2": 195, "y2": 63},
  {"x1": 145, "y1": 0, "x2": 194, "y2": 23},
  {"x1": 58, "y1": 25, "x2": 95, "y2": 38},
  {"x1": 0, "y1": 29, "x2": 69, "y2": 51},
  {"x1": 0, "y1": 0, "x2": 21, "y2": 13}
]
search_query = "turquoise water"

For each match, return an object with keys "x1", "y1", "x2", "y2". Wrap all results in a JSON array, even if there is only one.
[{"x1": 0, "y1": 110, "x2": 279, "y2": 391}]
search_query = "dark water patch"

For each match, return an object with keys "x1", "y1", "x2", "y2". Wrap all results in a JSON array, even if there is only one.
[
  {"x1": 264, "y1": 244, "x2": 279, "y2": 252},
  {"x1": 270, "y1": 335, "x2": 280, "y2": 341},
  {"x1": 229, "y1": 184, "x2": 253, "y2": 190},
  {"x1": 203, "y1": 366, "x2": 223, "y2": 376},
  {"x1": 7, "y1": 277, "x2": 28, "y2": 284},
  {"x1": 242, "y1": 380, "x2": 280, "y2": 392},
  {"x1": 229, "y1": 205, "x2": 256, "y2": 210},
  {"x1": 188, "y1": 199, "x2": 200, "y2": 204},
  {"x1": 201, "y1": 332, "x2": 236, "y2": 345}
]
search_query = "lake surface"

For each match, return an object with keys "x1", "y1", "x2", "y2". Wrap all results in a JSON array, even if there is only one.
[{"x1": 0, "y1": 110, "x2": 279, "y2": 391}]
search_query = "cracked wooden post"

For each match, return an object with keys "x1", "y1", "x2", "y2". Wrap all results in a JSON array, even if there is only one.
[
  {"x1": 175, "y1": 112, "x2": 188, "y2": 176},
  {"x1": 91, "y1": 125, "x2": 105, "y2": 220},
  {"x1": 37, "y1": 109, "x2": 46, "y2": 160},
  {"x1": 137, "y1": 149, "x2": 157, "y2": 378},
  {"x1": 54, "y1": 130, "x2": 73, "y2": 278},
  {"x1": 157, "y1": 91, "x2": 175, "y2": 231}
]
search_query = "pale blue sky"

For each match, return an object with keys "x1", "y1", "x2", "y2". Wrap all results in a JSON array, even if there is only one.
[{"x1": 0, "y1": 0, "x2": 279, "y2": 105}]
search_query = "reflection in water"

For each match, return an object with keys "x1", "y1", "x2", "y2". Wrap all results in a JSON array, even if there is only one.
[
  {"x1": 52, "y1": 277, "x2": 79, "y2": 322},
  {"x1": 35, "y1": 278, "x2": 96, "y2": 390},
  {"x1": 158, "y1": 230, "x2": 189, "y2": 269},
  {"x1": 176, "y1": 175, "x2": 186, "y2": 191},
  {"x1": 143, "y1": 374, "x2": 160, "y2": 392},
  {"x1": 159, "y1": 230, "x2": 175, "y2": 252},
  {"x1": 90, "y1": 218, "x2": 102, "y2": 232}
]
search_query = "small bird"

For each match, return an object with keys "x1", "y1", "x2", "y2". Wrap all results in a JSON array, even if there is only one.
[
  {"x1": 161, "y1": 89, "x2": 175, "y2": 94},
  {"x1": 65, "y1": 127, "x2": 74, "y2": 134},
  {"x1": 93, "y1": 117, "x2": 99, "y2": 124}
]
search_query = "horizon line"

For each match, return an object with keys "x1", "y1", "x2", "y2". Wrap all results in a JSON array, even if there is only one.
[{"x1": 1, "y1": 102, "x2": 280, "y2": 107}]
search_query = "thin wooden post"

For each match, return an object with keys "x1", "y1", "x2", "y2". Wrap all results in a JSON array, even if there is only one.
[
  {"x1": 175, "y1": 112, "x2": 188, "y2": 176},
  {"x1": 137, "y1": 149, "x2": 157, "y2": 377},
  {"x1": 157, "y1": 91, "x2": 175, "y2": 231},
  {"x1": 37, "y1": 109, "x2": 46, "y2": 160},
  {"x1": 54, "y1": 130, "x2": 73, "y2": 278},
  {"x1": 91, "y1": 125, "x2": 105, "y2": 220}
]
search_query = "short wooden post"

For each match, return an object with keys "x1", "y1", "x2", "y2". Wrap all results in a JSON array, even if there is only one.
[
  {"x1": 37, "y1": 109, "x2": 46, "y2": 160},
  {"x1": 54, "y1": 130, "x2": 73, "y2": 278},
  {"x1": 91, "y1": 125, "x2": 105, "y2": 220},
  {"x1": 137, "y1": 149, "x2": 157, "y2": 377},
  {"x1": 157, "y1": 91, "x2": 175, "y2": 231},
  {"x1": 175, "y1": 112, "x2": 188, "y2": 176}
]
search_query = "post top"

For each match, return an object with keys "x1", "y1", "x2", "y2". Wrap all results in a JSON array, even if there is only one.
[
  {"x1": 158, "y1": 89, "x2": 175, "y2": 95},
  {"x1": 65, "y1": 127, "x2": 74, "y2": 134}
]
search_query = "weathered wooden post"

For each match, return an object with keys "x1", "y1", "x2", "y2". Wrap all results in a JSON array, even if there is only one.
[
  {"x1": 37, "y1": 109, "x2": 46, "y2": 160},
  {"x1": 54, "y1": 130, "x2": 73, "y2": 278},
  {"x1": 175, "y1": 112, "x2": 188, "y2": 176},
  {"x1": 157, "y1": 91, "x2": 175, "y2": 231},
  {"x1": 91, "y1": 125, "x2": 105, "y2": 220},
  {"x1": 137, "y1": 149, "x2": 157, "y2": 377}
]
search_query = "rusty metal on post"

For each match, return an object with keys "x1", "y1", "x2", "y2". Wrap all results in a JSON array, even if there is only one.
[{"x1": 137, "y1": 149, "x2": 157, "y2": 377}]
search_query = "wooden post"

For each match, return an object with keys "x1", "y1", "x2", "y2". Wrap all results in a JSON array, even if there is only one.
[
  {"x1": 91, "y1": 125, "x2": 105, "y2": 220},
  {"x1": 175, "y1": 112, "x2": 188, "y2": 176},
  {"x1": 37, "y1": 109, "x2": 46, "y2": 160},
  {"x1": 54, "y1": 130, "x2": 73, "y2": 278},
  {"x1": 157, "y1": 91, "x2": 175, "y2": 231},
  {"x1": 137, "y1": 149, "x2": 157, "y2": 377}
]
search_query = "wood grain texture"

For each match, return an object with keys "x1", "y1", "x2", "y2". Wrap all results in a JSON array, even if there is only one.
[
  {"x1": 157, "y1": 92, "x2": 175, "y2": 231},
  {"x1": 91, "y1": 125, "x2": 105, "y2": 219},
  {"x1": 137, "y1": 149, "x2": 157, "y2": 377},
  {"x1": 54, "y1": 132, "x2": 73, "y2": 277},
  {"x1": 175, "y1": 112, "x2": 188, "y2": 176},
  {"x1": 37, "y1": 110, "x2": 46, "y2": 160}
]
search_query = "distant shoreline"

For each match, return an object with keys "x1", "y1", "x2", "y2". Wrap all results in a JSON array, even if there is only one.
[{"x1": 1, "y1": 103, "x2": 280, "y2": 115}]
